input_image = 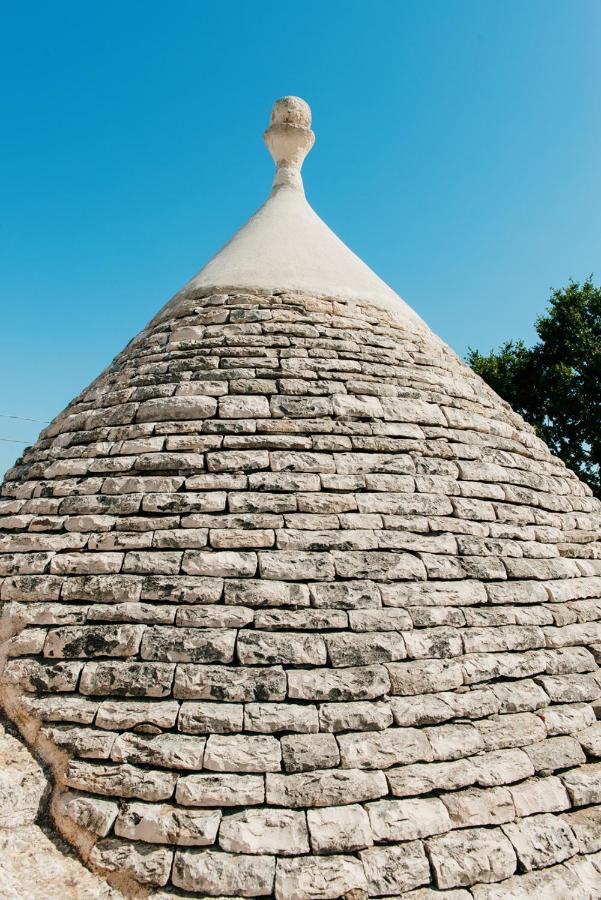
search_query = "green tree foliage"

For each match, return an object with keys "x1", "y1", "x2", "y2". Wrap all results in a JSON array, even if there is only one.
[{"x1": 467, "y1": 278, "x2": 601, "y2": 498}]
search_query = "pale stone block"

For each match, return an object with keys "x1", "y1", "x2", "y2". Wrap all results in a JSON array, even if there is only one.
[
  {"x1": 386, "y1": 658, "x2": 463, "y2": 695},
  {"x1": 266, "y1": 768, "x2": 388, "y2": 808},
  {"x1": 43, "y1": 725, "x2": 116, "y2": 759},
  {"x1": 367, "y1": 796, "x2": 451, "y2": 841},
  {"x1": 96, "y1": 700, "x2": 179, "y2": 731},
  {"x1": 275, "y1": 855, "x2": 367, "y2": 900},
  {"x1": 470, "y1": 748, "x2": 535, "y2": 787},
  {"x1": 245, "y1": 703, "x2": 319, "y2": 734},
  {"x1": 178, "y1": 702, "x2": 244, "y2": 734},
  {"x1": 224, "y1": 578, "x2": 309, "y2": 607},
  {"x1": 561, "y1": 762, "x2": 601, "y2": 805},
  {"x1": 509, "y1": 775, "x2": 570, "y2": 815},
  {"x1": 65, "y1": 761, "x2": 176, "y2": 802},
  {"x1": 173, "y1": 849, "x2": 275, "y2": 896},
  {"x1": 55, "y1": 790, "x2": 118, "y2": 837},
  {"x1": 174, "y1": 664, "x2": 286, "y2": 701},
  {"x1": 90, "y1": 838, "x2": 173, "y2": 886},
  {"x1": 219, "y1": 808, "x2": 309, "y2": 855},
  {"x1": 387, "y1": 758, "x2": 477, "y2": 797},
  {"x1": 360, "y1": 842, "x2": 431, "y2": 895},
  {"x1": 338, "y1": 727, "x2": 432, "y2": 769},
  {"x1": 80, "y1": 661, "x2": 175, "y2": 697},
  {"x1": 43, "y1": 624, "x2": 145, "y2": 658},
  {"x1": 541, "y1": 702, "x2": 596, "y2": 735},
  {"x1": 318, "y1": 701, "x2": 393, "y2": 733},
  {"x1": 562, "y1": 806, "x2": 601, "y2": 852},
  {"x1": 525, "y1": 736, "x2": 586, "y2": 773},
  {"x1": 137, "y1": 396, "x2": 217, "y2": 422},
  {"x1": 325, "y1": 631, "x2": 405, "y2": 666},
  {"x1": 115, "y1": 802, "x2": 220, "y2": 846},
  {"x1": 425, "y1": 723, "x2": 484, "y2": 761},
  {"x1": 280, "y1": 734, "x2": 339, "y2": 772},
  {"x1": 182, "y1": 550, "x2": 257, "y2": 577},
  {"x1": 287, "y1": 665, "x2": 390, "y2": 701},
  {"x1": 204, "y1": 734, "x2": 281, "y2": 773},
  {"x1": 140, "y1": 626, "x2": 236, "y2": 663},
  {"x1": 307, "y1": 804, "x2": 373, "y2": 852},
  {"x1": 111, "y1": 732, "x2": 205, "y2": 770},
  {"x1": 469, "y1": 862, "x2": 581, "y2": 898},
  {"x1": 476, "y1": 712, "x2": 546, "y2": 751},
  {"x1": 2, "y1": 658, "x2": 83, "y2": 693},
  {"x1": 502, "y1": 813, "x2": 579, "y2": 871},
  {"x1": 427, "y1": 826, "x2": 517, "y2": 888},
  {"x1": 237, "y1": 631, "x2": 327, "y2": 665},
  {"x1": 442, "y1": 786, "x2": 515, "y2": 827},
  {"x1": 176, "y1": 773, "x2": 264, "y2": 807}
]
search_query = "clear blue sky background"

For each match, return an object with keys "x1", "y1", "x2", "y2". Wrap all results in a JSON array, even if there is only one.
[{"x1": 1, "y1": 0, "x2": 600, "y2": 477}]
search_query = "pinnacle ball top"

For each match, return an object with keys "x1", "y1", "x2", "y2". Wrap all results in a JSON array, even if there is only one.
[{"x1": 269, "y1": 96, "x2": 312, "y2": 130}]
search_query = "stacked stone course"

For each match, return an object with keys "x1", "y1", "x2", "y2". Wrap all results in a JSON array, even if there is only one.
[{"x1": 1, "y1": 285, "x2": 601, "y2": 897}]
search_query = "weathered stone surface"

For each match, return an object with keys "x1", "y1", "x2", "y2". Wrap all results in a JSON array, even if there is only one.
[
  {"x1": 237, "y1": 631, "x2": 327, "y2": 665},
  {"x1": 90, "y1": 838, "x2": 173, "y2": 886},
  {"x1": 0, "y1": 724, "x2": 47, "y2": 828},
  {"x1": 176, "y1": 773, "x2": 265, "y2": 807},
  {"x1": 561, "y1": 762, "x2": 601, "y2": 805},
  {"x1": 562, "y1": 805, "x2": 601, "y2": 852},
  {"x1": 275, "y1": 855, "x2": 368, "y2": 900},
  {"x1": 386, "y1": 658, "x2": 463, "y2": 695},
  {"x1": 244, "y1": 702, "x2": 319, "y2": 734},
  {"x1": 96, "y1": 700, "x2": 179, "y2": 731},
  {"x1": 338, "y1": 727, "x2": 432, "y2": 769},
  {"x1": 204, "y1": 734, "x2": 281, "y2": 772},
  {"x1": 360, "y1": 842, "x2": 431, "y2": 895},
  {"x1": 173, "y1": 849, "x2": 275, "y2": 896},
  {"x1": 115, "y1": 802, "x2": 221, "y2": 846},
  {"x1": 525, "y1": 736, "x2": 586, "y2": 773},
  {"x1": 509, "y1": 775, "x2": 570, "y2": 815},
  {"x1": 288, "y1": 665, "x2": 390, "y2": 701},
  {"x1": 367, "y1": 796, "x2": 451, "y2": 842},
  {"x1": 470, "y1": 748, "x2": 535, "y2": 786},
  {"x1": 173, "y1": 663, "x2": 286, "y2": 701},
  {"x1": 442, "y1": 786, "x2": 515, "y2": 827},
  {"x1": 80, "y1": 661, "x2": 175, "y2": 697},
  {"x1": 0, "y1": 825, "x2": 121, "y2": 899},
  {"x1": 111, "y1": 732, "x2": 206, "y2": 769},
  {"x1": 219, "y1": 808, "x2": 309, "y2": 855},
  {"x1": 266, "y1": 768, "x2": 388, "y2": 808},
  {"x1": 178, "y1": 701, "x2": 244, "y2": 734},
  {"x1": 55, "y1": 790, "x2": 118, "y2": 837},
  {"x1": 281, "y1": 734, "x2": 340, "y2": 772},
  {"x1": 427, "y1": 827, "x2": 517, "y2": 888},
  {"x1": 43, "y1": 725, "x2": 116, "y2": 759},
  {"x1": 326, "y1": 631, "x2": 406, "y2": 666},
  {"x1": 65, "y1": 761, "x2": 176, "y2": 801},
  {"x1": 140, "y1": 626, "x2": 236, "y2": 663},
  {"x1": 387, "y1": 758, "x2": 477, "y2": 797},
  {"x1": 469, "y1": 863, "x2": 582, "y2": 899},
  {"x1": 307, "y1": 803, "x2": 373, "y2": 852},
  {"x1": 502, "y1": 813, "x2": 579, "y2": 870},
  {"x1": 319, "y1": 701, "x2": 393, "y2": 733}
]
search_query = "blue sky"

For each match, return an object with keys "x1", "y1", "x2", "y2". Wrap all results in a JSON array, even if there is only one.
[{"x1": 1, "y1": 0, "x2": 600, "y2": 477}]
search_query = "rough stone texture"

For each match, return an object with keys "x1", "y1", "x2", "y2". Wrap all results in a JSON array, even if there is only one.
[{"x1": 2, "y1": 264, "x2": 601, "y2": 897}]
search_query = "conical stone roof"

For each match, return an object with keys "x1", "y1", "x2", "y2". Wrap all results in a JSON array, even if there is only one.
[{"x1": 1, "y1": 98, "x2": 601, "y2": 899}]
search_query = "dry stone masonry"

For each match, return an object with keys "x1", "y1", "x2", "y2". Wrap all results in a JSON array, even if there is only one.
[{"x1": 1, "y1": 97, "x2": 601, "y2": 898}]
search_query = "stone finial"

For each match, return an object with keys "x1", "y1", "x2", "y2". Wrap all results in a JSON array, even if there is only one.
[{"x1": 264, "y1": 96, "x2": 315, "y2": 191}]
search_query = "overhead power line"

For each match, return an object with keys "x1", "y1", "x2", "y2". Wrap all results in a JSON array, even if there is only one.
[
  {"x1": 0, "y1": 437, "x2": 30, "y2": 444},
  {"x1": 0, "y1": 414, "x2": 50, "y2": 424}
]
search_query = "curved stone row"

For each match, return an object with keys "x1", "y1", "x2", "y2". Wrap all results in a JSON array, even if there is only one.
[{"x1": 1, "y1": 287, "x2": 601, "y2": 897}]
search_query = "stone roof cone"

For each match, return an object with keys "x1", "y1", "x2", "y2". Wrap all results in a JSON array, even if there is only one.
[{"x1": 1, "y1": 97, "x2": 601, "y2": 899}]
